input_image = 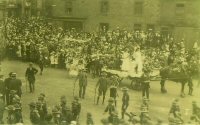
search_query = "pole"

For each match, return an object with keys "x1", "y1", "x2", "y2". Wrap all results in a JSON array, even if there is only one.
[
  {"x1": 73, "y1": 80, "x2": 76, "y2": 97},
  {"x1": 25, "y1": 78, "x2": 27, "y2": 92},
  {"x1": 94, "y1": 88, "x2": 96, "y2": 104}
]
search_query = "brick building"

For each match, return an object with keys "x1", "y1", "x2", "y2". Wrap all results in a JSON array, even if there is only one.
[
  {"x1": 46, "y1": 0, "x2": 161, "y2": 32},
  {"x1": 1, "y1": 0, "x2": 200, "y2": 47}
]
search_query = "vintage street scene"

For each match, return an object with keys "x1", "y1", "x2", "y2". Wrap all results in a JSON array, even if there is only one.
[{"x1": 0, "y1": 0, "x2": 200, "y2": 125}]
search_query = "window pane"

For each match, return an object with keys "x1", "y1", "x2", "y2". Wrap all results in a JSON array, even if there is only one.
[
  {"x1": 134, "y1": 2, "x2": 143, "y2": 15},
  {"x1": 101, "y1": 1, "x2": 109, "y2": 14},
  {"x1": 134, "y1": 24, "x2": 142, "y2": 31}
]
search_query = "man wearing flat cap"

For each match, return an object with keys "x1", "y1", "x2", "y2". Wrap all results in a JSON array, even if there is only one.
[{"x1": 25, "y1": 62, "x2": 38, "y2": 93}]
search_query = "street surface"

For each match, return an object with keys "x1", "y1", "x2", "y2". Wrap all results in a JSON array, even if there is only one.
[{"x1": 1, "y1": 60, "x2": 200, "y2": 124}]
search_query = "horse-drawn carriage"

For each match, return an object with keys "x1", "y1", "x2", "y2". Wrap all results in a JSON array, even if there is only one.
[
  {"x1": 102, "y1": 68, "x2": 160, "y2": 90},
  {"x1": 102, "y1": 60, "x2": 199, "y2": 97}
]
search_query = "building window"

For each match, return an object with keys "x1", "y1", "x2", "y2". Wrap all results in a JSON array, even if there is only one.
[
  {"x1": 134, "y1": 24, "x2": 142, "y2": 31},
  {"x1": 161, "y1": 26, "x2": 170, "y2": 36},
  {"x1": 100, "y1": 1, "x2": 109, "y2": 14},
  {"x1": 176, "y1": 3, "x2": 185, "y2": 17},
  {"x1": 65, "y1": 1, "x2": 72, "y2": 15},
  {"x1": 147, "y1": 24, "x2": 155, "y2": 31},
  {"x1": 100, "y1": 23, "x2": 109, "y2": 32},
  {"x1": 134, "y1": 2, "x2": 143, "y2": 16}
]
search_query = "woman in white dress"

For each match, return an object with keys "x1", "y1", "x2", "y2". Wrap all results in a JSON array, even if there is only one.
[
  {"x1": 121, "y1": 49, "x2": 130, "y2": 71},
  {"x1": 134, "y1": 48, "x2": 143, "y2": 75},
  {"x1": 69, "y1": 58, "x2": 79, "y2": 77},
  {"x1": 16, "y1": 44, "x2": 22, "y2": 59}
]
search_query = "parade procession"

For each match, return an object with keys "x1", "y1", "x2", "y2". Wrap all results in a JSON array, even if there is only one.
[{"x1": 0, "y1": 0, "x2": 200, "y2": 125}]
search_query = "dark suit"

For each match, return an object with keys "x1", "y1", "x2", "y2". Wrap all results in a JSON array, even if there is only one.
[
  {"x1": 4, "y1": 77, "x2": 11, "y2": 105},
  {"x1": 0, "y1": 79, "x2": 5, "y2": 102},
  {"x1": 76, "y1": 71, "x2": 87, "y2": 98},
  {"x1": 121, "y1": 93, "x2": 129, "y2": 119},
  {"x1": 8, "y1": 78, "x2": 22, "y2": 97},
  {"x1": 25, "y1": 67, "x2": 38, "y2": 92}
]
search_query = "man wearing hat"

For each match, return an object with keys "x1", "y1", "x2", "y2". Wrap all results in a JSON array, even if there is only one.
[
  {"x1": 60, "y1": 95, "x2": 72, "y2": 124},
  {"x1": 121, "y1": 87, "x2": 129, "y2": 119},
  {"x1": 140, "y1": 105, "x2": 151, "y2": 125},
  {"x1": 95, "y1": 71, "x2": 108, "y2": 105},
  {"x1": 192, "y1": 101, "x2": 200, "y2": 118},
  {"x1": 36, "y1": 94, "x2": 48, "y2": 122},
  {"x1": 25, "y1": 62, "x2": 38, "y2": 93},
  {"x1": 52, "y1": 106, "x2": 62, "y2": 124},
  {"x1": 141, "y1": 72, "x2": 150, "y2": 100},
  {"x1": 75, "y1": 68, "x2": 87, "y2": 99},
  {"x1": 8, "y1": 73, "x2": 22, "y2": 98},
  {"x1": 168, "y1": 99, "x2": 184, "y2": 124},
  {"x1": 109, "y1": 75, "x2": 119, "y2": 106},
  {"x1": 4, "y1": 72, "x2": 13, "y2": 105},
  {"x1": 86, "y1": 112, "x2": 94, "y2": 125},
  {"x1": 0, "y1": 94, "x2": 5, "y2": 124},
  {"x1": 103, "y1": 97, "x2": 116, "y2": 123},
  {"x1": 29, "y1": 102, "x2": 40, "y2": 124},
  {"x1": 71, "y1": 96, "x2": 81, "y2": 121}
]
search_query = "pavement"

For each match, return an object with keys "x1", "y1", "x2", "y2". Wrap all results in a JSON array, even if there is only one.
[{"x1": 1, "y1": 60, "x2": 200, "y2": 124}]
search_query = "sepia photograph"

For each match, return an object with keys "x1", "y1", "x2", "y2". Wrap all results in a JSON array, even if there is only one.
[{"x1": 0, "y1": 0, "x2": 200, "y2": 124}]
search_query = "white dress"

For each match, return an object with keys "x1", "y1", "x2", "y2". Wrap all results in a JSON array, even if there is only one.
[
  {"x1": 121, "y1": 52, "x2": 130, "y2": 71},
  {"x1": 134, "y1": 51, "x2": 143, "y2": 75},
  {"x1": 69, "y1": 58, "x2": 79, "y2": 76}
]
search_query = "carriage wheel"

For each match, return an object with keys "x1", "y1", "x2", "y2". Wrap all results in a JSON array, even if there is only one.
[{"x1": 131, "y1": 79, "x2": 141, "y2": 90}]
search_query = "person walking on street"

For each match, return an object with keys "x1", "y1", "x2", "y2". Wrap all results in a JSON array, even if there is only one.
[
  {"x1": 141, "y1": 72, "x2": 150, "y2": 100},
  {"x1": 25, "y1": 62, "x2": 38, "y2": 93},
  {"x1": 96, "y1": 72, "x2": 108, "y2": 105},
  {"x1": 4, "y1": 72, "x2": 13, "y2": 105},
  {"x1": 121, "y1": 87, "x2": 129, "y2": 119},
  {"x1": 71, "y1": 96, "x2": 81, "y2": 121},
  {"x1": 75, "y1": 69, "x2": 87, "y2": 99}
]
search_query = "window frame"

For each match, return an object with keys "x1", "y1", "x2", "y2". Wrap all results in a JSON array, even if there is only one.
[
  {"x1": 100, "y1": 1, "x2": 109, "y2": 15},
  {"x1": 134, "y1": 1, "x2": 143, "y2": 16}
]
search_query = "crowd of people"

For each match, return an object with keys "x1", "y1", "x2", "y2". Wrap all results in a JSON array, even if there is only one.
[
  {"x1": 3, "y1": 17, "x2": 199, "y2": 77},
  {"x1": 0, "y1": 16, "x2": 200, "y2": 125}
]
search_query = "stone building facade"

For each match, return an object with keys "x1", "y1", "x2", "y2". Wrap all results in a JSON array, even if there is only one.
[{"x1": 0, "y1": 0, "x2": 200, "y2": 47}]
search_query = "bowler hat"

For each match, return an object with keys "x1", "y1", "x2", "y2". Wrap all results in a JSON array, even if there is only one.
[{"x1": 121, "y1": 87, "x2": 129, "y2": 91}]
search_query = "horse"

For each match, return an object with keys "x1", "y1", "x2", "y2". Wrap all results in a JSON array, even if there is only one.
[{"x1": 159, "y1": 66, "x2": 192, "y2": 97}]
